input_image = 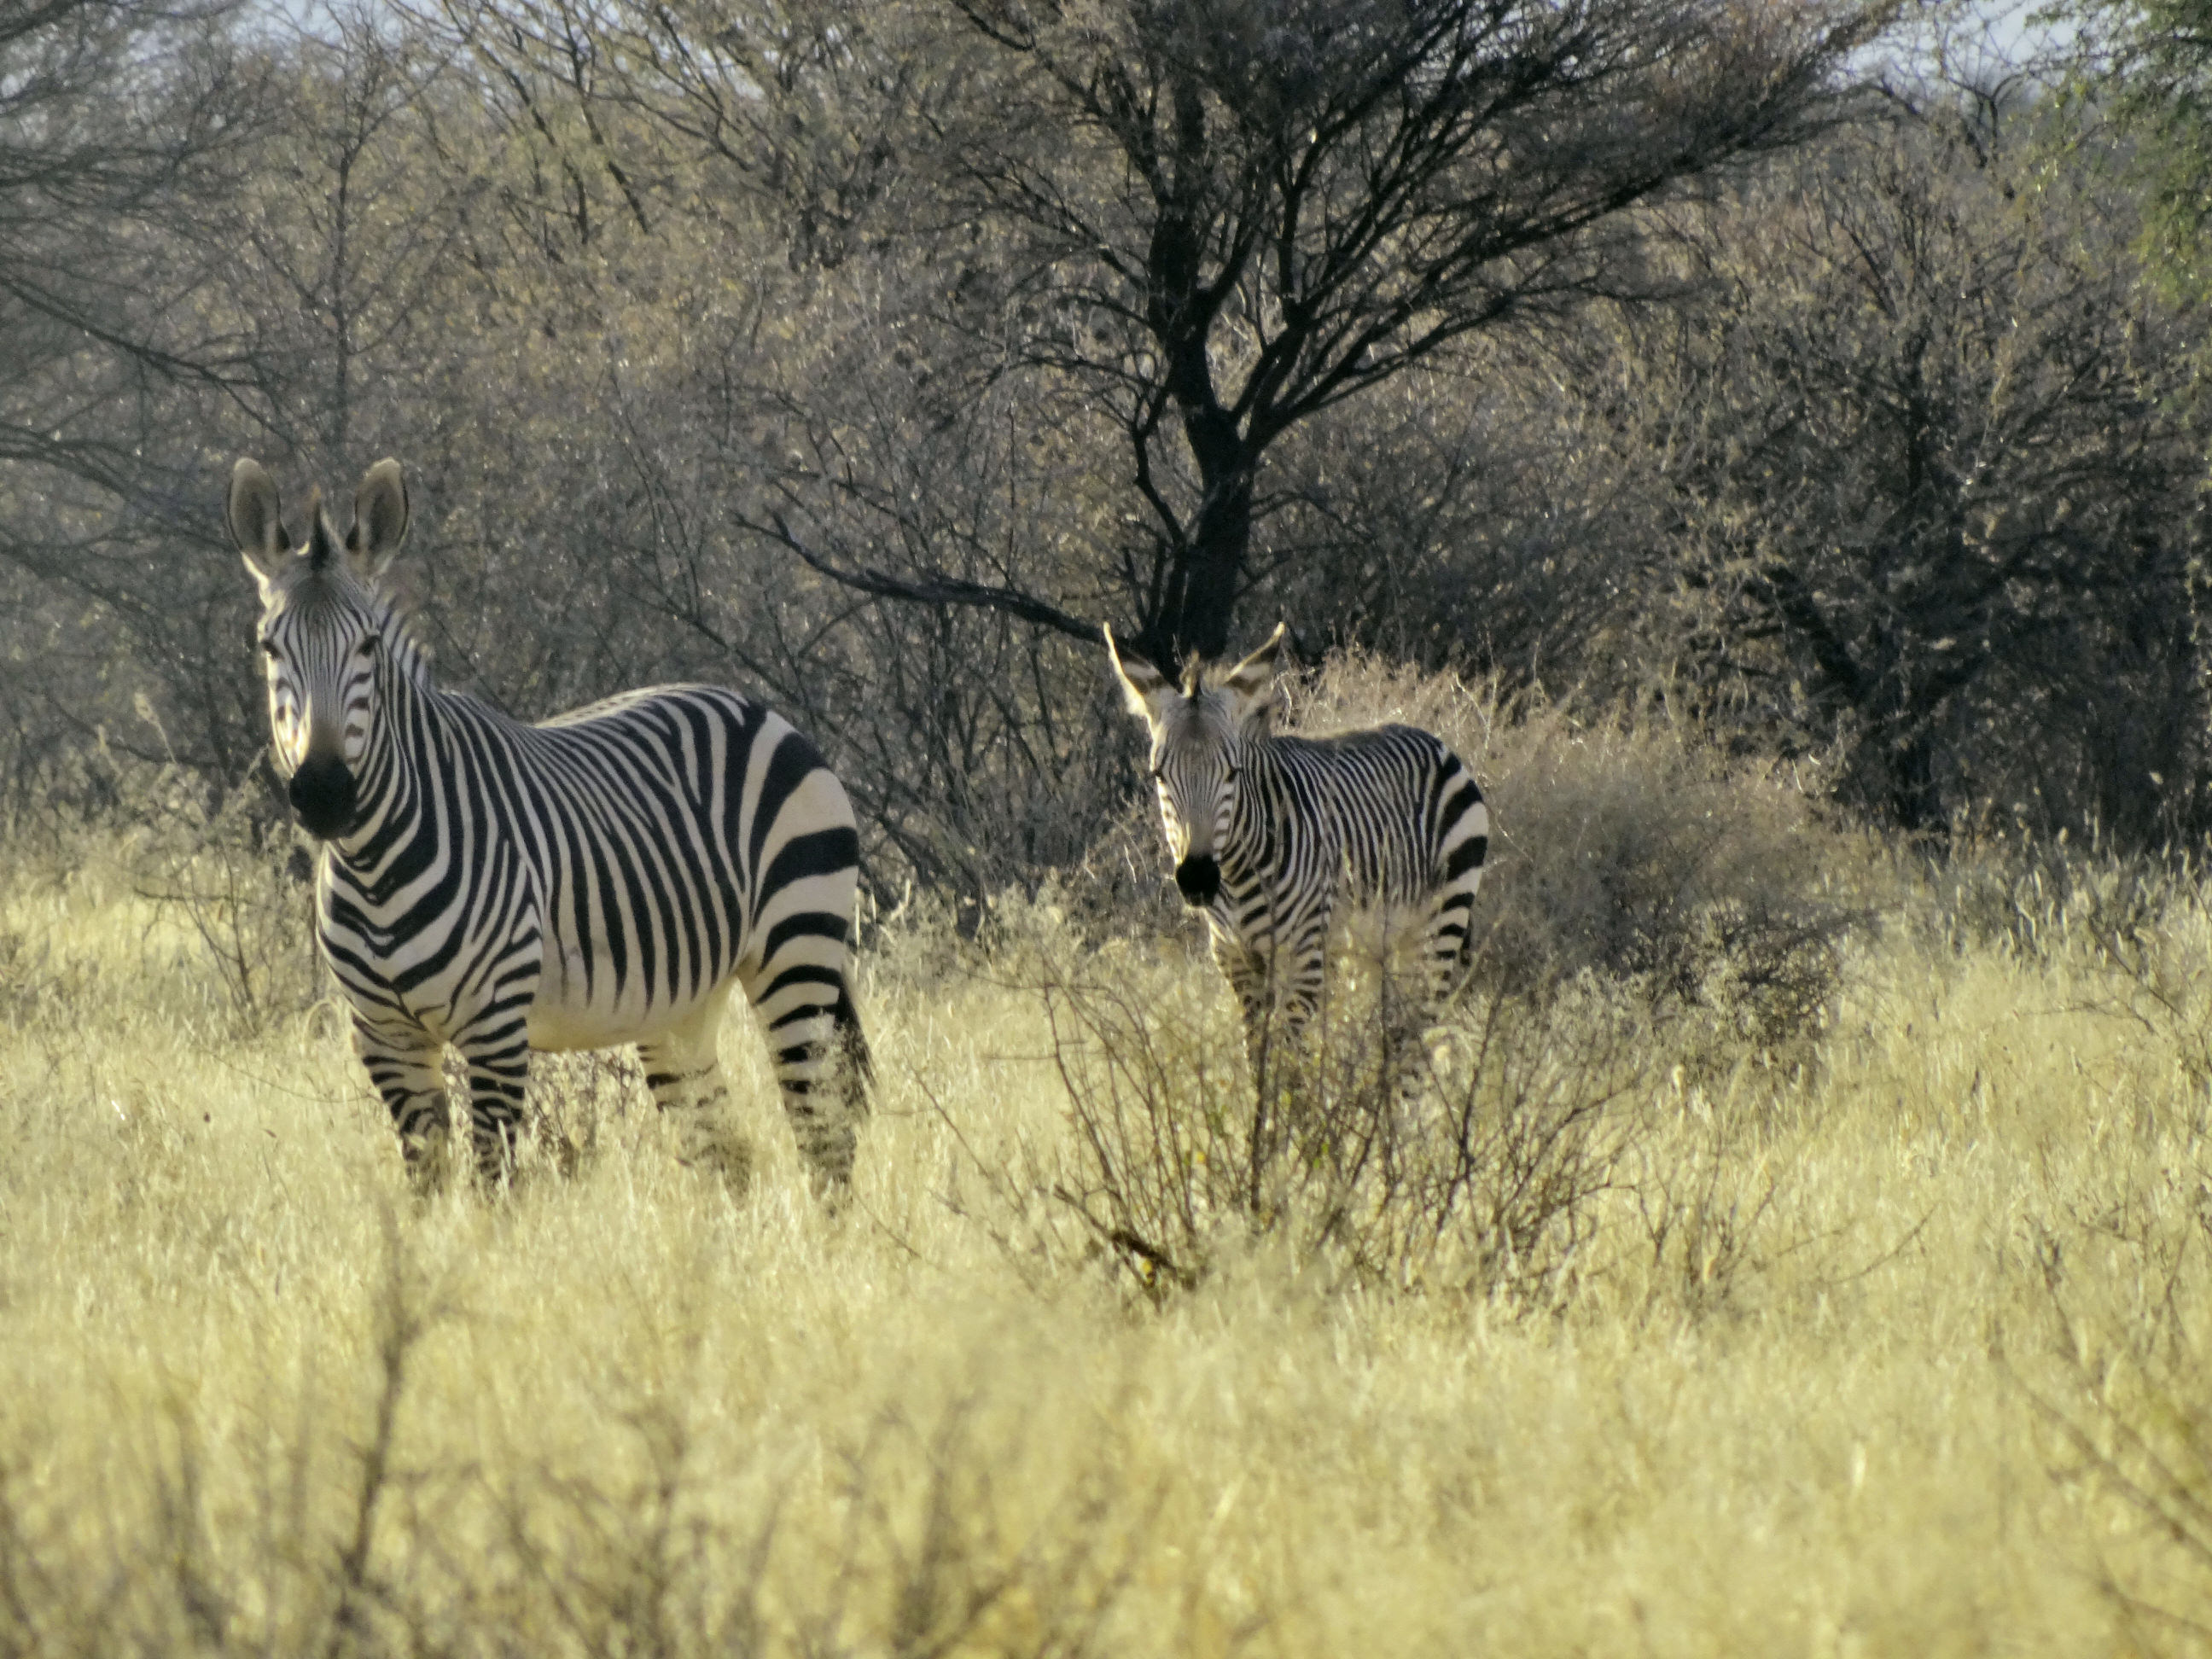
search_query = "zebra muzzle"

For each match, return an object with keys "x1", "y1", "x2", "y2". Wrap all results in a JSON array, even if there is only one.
[
  {"x1": 288, "y1": 754, "x2": 359, "y2": 840},
  {"x1": 1174, "y1": 853, "x2": 1220, "y2": 906}
]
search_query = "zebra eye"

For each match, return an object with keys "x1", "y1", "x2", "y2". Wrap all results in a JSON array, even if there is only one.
[
  {"x1": 259, "y1": 638, "x2": 280, "y2": 660},
  {"x1": 358, "y1": 633, "x2": 381, "y2": 658}
]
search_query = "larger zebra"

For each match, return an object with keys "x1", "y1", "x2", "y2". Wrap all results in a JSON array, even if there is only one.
[
  {"x1": 1106, "y1": 623, "x2": 1488, "y2": 1066},
  {"x1": 229, "y1": 457, "x2": 870, "y2": 1189}
]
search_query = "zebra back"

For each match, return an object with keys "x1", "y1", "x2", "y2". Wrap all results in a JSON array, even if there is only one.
[{"x1": 1247, "y1": 724, "x2": 1487, "y2": 908}]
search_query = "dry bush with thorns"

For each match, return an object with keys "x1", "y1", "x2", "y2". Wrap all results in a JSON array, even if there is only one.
[{"x1": 969, "y1": 890, "x2": 1654, "y2": 1302}]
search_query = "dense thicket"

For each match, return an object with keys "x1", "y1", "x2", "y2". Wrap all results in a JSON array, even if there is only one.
[{"x1": 0, "y1": 0, "x2": 2202, "y2": 905}]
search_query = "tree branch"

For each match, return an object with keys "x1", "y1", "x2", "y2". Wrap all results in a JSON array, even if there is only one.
[{"x1": 752, "y1": 514, "x2": 1102, "y2": 647}]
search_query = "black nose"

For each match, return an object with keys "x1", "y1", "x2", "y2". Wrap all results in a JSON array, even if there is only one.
[
  {"x1": 1174, "y1": 854, "x2": 1220, "y2": 907},
  {"x1": 288, "y1": 754, "x2": 358, "y2": 840}
]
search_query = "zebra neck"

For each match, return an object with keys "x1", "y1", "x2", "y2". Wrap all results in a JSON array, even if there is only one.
[{"x1": 1223, "y1": 743, "x2": 1290, "y2": 877}]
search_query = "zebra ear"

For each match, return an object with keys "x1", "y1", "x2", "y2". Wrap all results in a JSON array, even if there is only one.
[
  {"x1": 1221, "y1": 622, "x2": 1289, "y2": 733},
  {"x1": 346, "y1": 458, "x2": 410, "y2": 580},
  {"x1": 228, "y1": 458, "x2": 293, "y2": 601},
  {"x1": 1104, "y1": 624, "x2": 1178, "y2": 725}
]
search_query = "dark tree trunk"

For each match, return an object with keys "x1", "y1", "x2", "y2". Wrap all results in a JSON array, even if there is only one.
[
  {"x1": 1147, "y1": 407, "x2": 1253, "y2": 668},
  {"x1": 1888, "y1": 723, "x2": 1945, "y2": 839},
  {"x1": 1131, "y1": 76, "x2": 1260, "y2": 672}
]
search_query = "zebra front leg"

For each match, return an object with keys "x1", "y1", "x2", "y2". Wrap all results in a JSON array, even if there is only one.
[
  {"x1": 451, "y1": 1018, "x2": 532, "y2": 1186},
  {"x1": 1212, "y1": 890, "x2": 1327, "y2": 1079},
  {"x1": 352, "y1": 1016, "x2": 451, "y2": 1189},
  {"x1": 638, "y1": 990, "x2": 751, "y2": 1188},
  {"x1": 1211, "y1": 931, "x2": 1279, "y2": 1082}
]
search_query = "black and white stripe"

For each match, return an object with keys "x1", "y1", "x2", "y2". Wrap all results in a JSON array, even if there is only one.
[
  {"x1": 230, "y1": 457, "x2": 869, "y2": 1187},
  {"x1": 1107, "y1": 623, "x2": 1488, "y2": 1062}
]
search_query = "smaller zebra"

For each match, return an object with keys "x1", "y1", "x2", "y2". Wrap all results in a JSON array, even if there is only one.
[{"x1": 1105, "y1": 623, "x2": 1488, "y2": 1067}]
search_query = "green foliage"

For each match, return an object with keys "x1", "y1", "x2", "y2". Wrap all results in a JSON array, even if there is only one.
[{"x1": 2074, "y1": 0, "x2": 2212, "y2": 294}]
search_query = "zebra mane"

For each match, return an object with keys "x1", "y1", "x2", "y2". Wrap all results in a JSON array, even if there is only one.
[
  {"x1": 279, "y1": 542, "x2": 430, "y2": 683},
  {"x1": 305, "y1": 486, "x2": 341, "y2": 573},
  {"x1": 1176, "y1": 643, "x2": 1280, "y2": 733}
]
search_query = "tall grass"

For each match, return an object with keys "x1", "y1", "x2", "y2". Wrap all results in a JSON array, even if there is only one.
[{"x1": 7, "y1": 671, "x2": 2212, "y2": 1652}]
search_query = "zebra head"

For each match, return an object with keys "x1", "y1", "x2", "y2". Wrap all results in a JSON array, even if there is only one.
[
  {"x1": 1105, "y1": 622, "x2": 1287, "y2": 908},
  {"x1": 227, "y1": 457, "x2": 411, "y2": 841}
]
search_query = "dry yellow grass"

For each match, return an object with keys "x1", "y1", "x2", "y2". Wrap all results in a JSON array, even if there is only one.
[{"x1": 5, "y1": 827, "x2": 2212, "y2": 1657}]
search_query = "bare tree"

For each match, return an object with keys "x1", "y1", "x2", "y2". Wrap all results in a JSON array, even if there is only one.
[
  {"x1": 0, "y1": 1, "x2": 276, "y2": 795},
  {"x1": 1636, "y1": 105, "x2": 2209, "y2": 841},
  {"x1": 431, "y1": 0, "x2": 1891, "y2": 669},
  {"x1": 0, "y1": 0, "x2": 262, "y2": 486},
  {"x1": 217, "y1": 9, "x2": 482, "y2": 463}
]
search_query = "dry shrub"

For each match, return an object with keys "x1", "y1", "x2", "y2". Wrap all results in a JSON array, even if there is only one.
[
  {"x1": 2010, "y1": 1149, "x2": 2212, "y2": 1651},
  {"x1": 1286, "y1": 655, "x2": 1877, "y2": 1057},
  {"x1": 0, "y1": 758, "x2": 321, "y2": 1039},
  {"x1": 105, "y1": 766, "x2": 322, "y2": 1033},
  {"x1": 1932, "y1": 848, "x2": 2212, "y2": 1110},
  {"x1": 1624, "y1": 1083, "x2": 1790, "y2": 1323},
  {"x1": 975, "y1": 892, "x2": 1655, "y2": 1304},
  {"x1": 1927, "y1": 831, "x2": 2178, "y2": 961},
  {"x1": 0, "y1": 922, "x2": 84, "y2": 1033},
  {"x1": 512, "y1": 1051, "x2": 646, "y2": 1183},
  {"x1": 0, "y1": 1219, "x2": 1154, "y2": 1659},
  {"x1": 1056, "y1": 794, "x2": 1190, "y2": 947}
]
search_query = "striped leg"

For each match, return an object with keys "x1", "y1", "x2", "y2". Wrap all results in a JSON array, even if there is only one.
[
  {"x1": 452, "y1": 1019, "x2": 531, "y2": 1185},
  {"x1": 742, "y1": 842, "x2": 864, "y2": 1191},
  {"x1": 638, "y1": 989, "x2": 750, "y2": 1185},
  {"x1": 352, "y1": 1015, "x2": 450, "y2": 1187},
  {"x1": 1264, "y1": 882, "x2": 1333, "y2": 1046},
  {"x1": 1415, "y1": 902, "x2": 1469, "y2": 1022},
  {"x1": 1423, "y1": 888, "x2": 1480, "y2": 1008},
  {"x1": 1211, "y1": 928, "x2": 1279, "y2": 1077},
  {"x1": 1277, "y1": 911, "x2": 1331, "y2": 1041},
  {"x1": 1212, "y1": 884, "x2": 1323, "y2": 1067},
  {"x1": 740, "y1": 973, "x2": 857, "y2": 1192}
]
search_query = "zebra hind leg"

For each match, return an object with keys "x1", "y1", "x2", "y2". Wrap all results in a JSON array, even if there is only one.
[
  {"x1": 1425, "y1": 885, "x2": 1481, "y2": 1008},
  {"x1": 740, "y1": 972, "x2": 861, "y2": 1198},
  {"x1": 638, "y1": 991, "x2": 752, "y2": 1190},
  {"x1": 1400, "y1": 888, "x2": 1484, "y2": 1097},
  {"x1": 353, "y1": 1016, "x2": 453, "y2": 1191}
]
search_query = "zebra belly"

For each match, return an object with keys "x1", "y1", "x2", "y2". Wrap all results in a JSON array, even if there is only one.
[
  {"x1": 524, "y1": 947, "x2": 732, "y2": 1053},
  {"x1": 526, "y1": 1002, "x2": 696, "y2": 1053}
]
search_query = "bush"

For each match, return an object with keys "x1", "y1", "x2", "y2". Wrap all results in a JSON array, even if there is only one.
[
  {"x1": 1927, "y1": 844, "x2": 2212, "y2": 1115},
  {"x1": 1288, "y1": 656, "x2": 1880, "y2": 1056},
  {"x1": 972, "y1": 891, "x2": 1656, "y2": 1303},
  {"x1": 114, "y1": 771, "x2": 322, "y2": 1034},
  {"x1": 1925, "y1": 830, "x2": 2180, "y2": 963}
]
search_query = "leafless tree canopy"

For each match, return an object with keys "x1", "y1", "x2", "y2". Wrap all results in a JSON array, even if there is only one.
[
  {"x1": 0, "y1": 0, "x2": 2205, "y2": 890},
  {"x1": 444, "y1": 0, "x2": 1885, "y2": 667}
]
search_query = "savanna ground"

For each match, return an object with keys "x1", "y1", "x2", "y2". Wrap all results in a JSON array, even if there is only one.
[{"x1": 8, "y1": 663, "x2": 2212, "y2": 1656}]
